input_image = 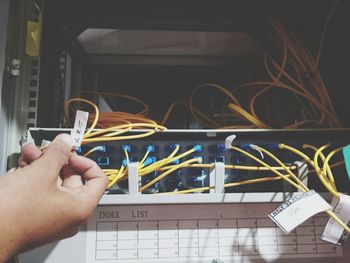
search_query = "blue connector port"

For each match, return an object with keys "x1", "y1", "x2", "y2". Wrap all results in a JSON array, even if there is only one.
[
  {"x1": 187, "y1": 144, "x2": 203, "y2": 153},
  {"x1": 143, "y1": 156, "x2": 157, "y2": 166},
  {"x1": 121, "y1": 156, "x2": 137, "y2": 167},
  {"x1": 165, "y1": 144, "x2": 181, "y2": 153},
  {"x1": 171, "y1": 159, "x2": 180, "y2": 165},
  {"x1": 144, "y1": 144, "x2": 158, "y2": 153},
  {"x1": 121, "y1": 144, "x2": 137, "y2": 153},
  {"x1": 209, "y1": 156, "x2": 225, "y2": 163},
  {"x1": 98, "y1": 156, "x2": 110, "y2": 166},
  {"x1": 209, "y1": 144, "x2": 226, "y2": 154}
]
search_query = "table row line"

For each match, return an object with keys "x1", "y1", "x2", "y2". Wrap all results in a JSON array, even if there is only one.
[
  {"x1": 96, "y1": 235, "x2": 329, "y2": 250},
  {"x1": 95, "y1": 244, "x2": 337, "y2": 260},
  {"x1": 97, "y1": 226, "x2": 324, "y2": 241},
  {"x1": 97, "y1": 218, "x2": 328, "y2": 232}
]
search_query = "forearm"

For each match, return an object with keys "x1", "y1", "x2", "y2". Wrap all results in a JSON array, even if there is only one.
[
  {"x1": 0, "y1": 173, "x2": 26, "y2": 262},
  {"x1": 0, "y1": 134, "x2": 107, "y2": 262}
]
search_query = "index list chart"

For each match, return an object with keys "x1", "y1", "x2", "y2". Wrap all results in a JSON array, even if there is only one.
[{"x1": 86, "y1": 204, "x2": 341, "y2": 263}]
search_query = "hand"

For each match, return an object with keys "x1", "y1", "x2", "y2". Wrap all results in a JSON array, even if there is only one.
[{"x1": 0, "y1": 134, "x2": 108, "y2": 262}]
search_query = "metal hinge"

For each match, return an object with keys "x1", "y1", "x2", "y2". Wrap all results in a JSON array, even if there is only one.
[{"x1": 7, "y1": 58, "x2": 21, "y2": 76}]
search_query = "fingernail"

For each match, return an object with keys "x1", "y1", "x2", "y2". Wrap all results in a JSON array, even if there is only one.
[{"x1": 56, "y1": 133, "x2": 73, "y2": 148}]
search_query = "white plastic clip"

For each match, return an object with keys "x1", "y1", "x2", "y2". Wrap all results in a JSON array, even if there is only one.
[
  {"x1": 210, "y1": 162, "x2": 225, "y2": 194},
  {"x1": 250, "y1": 144, "x2": 264, "y2": 159},
  {"x1": 224, "y1": 134, "x2": 236, "y2": 149},
  {"x1": 128, "y1": 162, "x2": 140, "y2": 195}
]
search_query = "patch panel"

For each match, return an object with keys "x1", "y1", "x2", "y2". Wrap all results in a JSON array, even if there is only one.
[{"x1": 28, "y1": 128, "x2": 350, "y2": 201}]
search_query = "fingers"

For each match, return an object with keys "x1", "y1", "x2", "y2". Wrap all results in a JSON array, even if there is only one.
[
  {"x1": 68, "y1": 155, "x2": 108, "y2": 206},
  {"x1": 37, "y1": 134, "x2": 73, "y2": 174},
  {"x1": 19, "y1": 143, "x2": 42, "y2": 168},
  {"x1": 61, "y1": 165, "x2": 84, "y2": 189}
]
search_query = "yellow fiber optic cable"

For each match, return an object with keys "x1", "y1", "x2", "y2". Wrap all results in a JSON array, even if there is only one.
[
  {"x1": 139, "y1": 146, "x2": 200, "y2": 177},
  {"x1": 139, "y1": 145, "x2": 180, "y2": 175},
  {"x1": 140, "y1": 158, "x2": 201, "y2": 192},
  {"x1": 322, "y1": 147, "x2": 343, "y2": 188},
  {"x1": 313, "y1": 144, "x2": 330, "y2": 176},
  {"x1": 158, "y1": 163, "x2": 297, "y2": 172},
  {"x1": 65, "y1": 99, "x2": 167, "y2": 153},
  {"x1": 229, "y1": 145, "x2": 303, "y2": 190},
  {"x1": 229, "y1": 144, "x2": 350, "y2": 234},
  {"x1": 253, "y1": 145, "x2": 308, "y2": 192},
  {"x1": 84, "y1": 130, "x2": 156, "y2": 143},
  {"x1": 139, "y1": 149, "x2": 151, "y2": 167},
  {"x1": 160, "y1": 175, "x2": 284, "y2": 195},
  {"x1": 161, "y1": 101, "x2": 188, "y2": 126},
  {"x1": 124, "y1": 149, "x2": 130, "y2": 164},
  {"x1": 280, "y1": 143, "x2": 339, "y2": 197},
  {"x1": 227, "y1": 103, "x2": 269, "y2": 128},
  {"x1": 303, "y1": 144, "x2": 337, "y2": 191},
  {"x1": 107, "y1": 165, "x2": 126, "y2": 189}
]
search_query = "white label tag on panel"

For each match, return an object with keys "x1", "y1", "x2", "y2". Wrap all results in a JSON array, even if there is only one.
[
  {"x1": 71, "y1": 110, "x2": 89, "y2": 147},
  {"x1": 269, "y1": 190, "x2": 331, "y2": 234},
  {"x1": 321, "y1": 194, "x2": 350, "y2": 245}
]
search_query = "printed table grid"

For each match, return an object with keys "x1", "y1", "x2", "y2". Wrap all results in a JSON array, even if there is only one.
[{"x1": 94, "y1": 216, "x2": 338, "y2": 261}]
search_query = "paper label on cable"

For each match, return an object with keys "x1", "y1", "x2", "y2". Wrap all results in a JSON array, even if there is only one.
[
  {"x1": 71, "y1": 110, "x2": 89, "y2": 147},
  {"x1": 321, "y1": 194, "x2": 350, "y2": 245},
  {"x1": 269, "y1": 190, "x2": 331, "y2": 234}
]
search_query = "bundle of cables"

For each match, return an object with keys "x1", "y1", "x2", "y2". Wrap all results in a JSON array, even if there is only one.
[
  {"x1": 64, "y1": 97, "x2": 167, "y2": 144},
  {"x1": 65, "y1": 97, "x2": 350, "y2": 237},
  {"x1": 224, "y1": 140, "x2": 350, "y2": 236},
  {"x1": 184, "y1": 1, "x2": 341, "y2": 129},
  {"x1": 65, "y1": 91, "x2": 154, "y2": 129}
]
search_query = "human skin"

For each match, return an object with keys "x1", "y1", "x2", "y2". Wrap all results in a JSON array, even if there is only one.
[{"x1": 0, "y1": 134, "x2": 108, "y2": 262}]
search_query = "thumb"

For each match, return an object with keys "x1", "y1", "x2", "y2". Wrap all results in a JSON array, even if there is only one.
[{"x1": 37, "y1": 133, "x2": 73, "y2": 174}]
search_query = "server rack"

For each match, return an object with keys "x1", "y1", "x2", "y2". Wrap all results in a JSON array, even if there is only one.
[{"x1": 1, "y1": 0, "x2": 350, "y2": 262}]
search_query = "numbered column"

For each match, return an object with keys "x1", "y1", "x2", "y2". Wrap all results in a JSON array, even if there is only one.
[
  {"x1": 117, "y1": 221, "x2": 138, "y2": 259},
  {"x1": 96, "y1": 222, "x2": 118, "y2": 260},
  {"x1": 158, "y1": 220, "x2": 179, "y2": 258},
  {"x1": 138, "y1": 221, "x2": 159, "y2": 259},
  {"x1": 295, "y1": 218, "x2": 317, "y2": 254},
  {"x1": 314, "y1": 216, "x2": 337, "y2": 254},
  {"x1": 198, "y1": 220, "x2": 219, "y2": 257},
  {"x1": 256, "y1": 218, "x2": 278, "y2": 255},
  {"x1": 237, "y1": 218, "x2": 259, "y2": 255},
  {"x1": 178, "y1": 220, "x2": 199, "y2": 257},
  {"x1": 218, "y1": 219, "x2": 239, "y2": 256}
]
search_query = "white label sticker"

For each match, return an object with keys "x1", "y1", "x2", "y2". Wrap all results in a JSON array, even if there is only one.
[
  {"x1": 269, "y1": 190, "x2": 331, "y2": 234},
  {"x1": 70, "y1": 110, "x2": 89, "y2": 147},
  {"x1": 40, "y1": 140, "x2": 51, "y2": 148},
  {"x1": 321, "y1": 194, "x2": 350, "y2": 245}
]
